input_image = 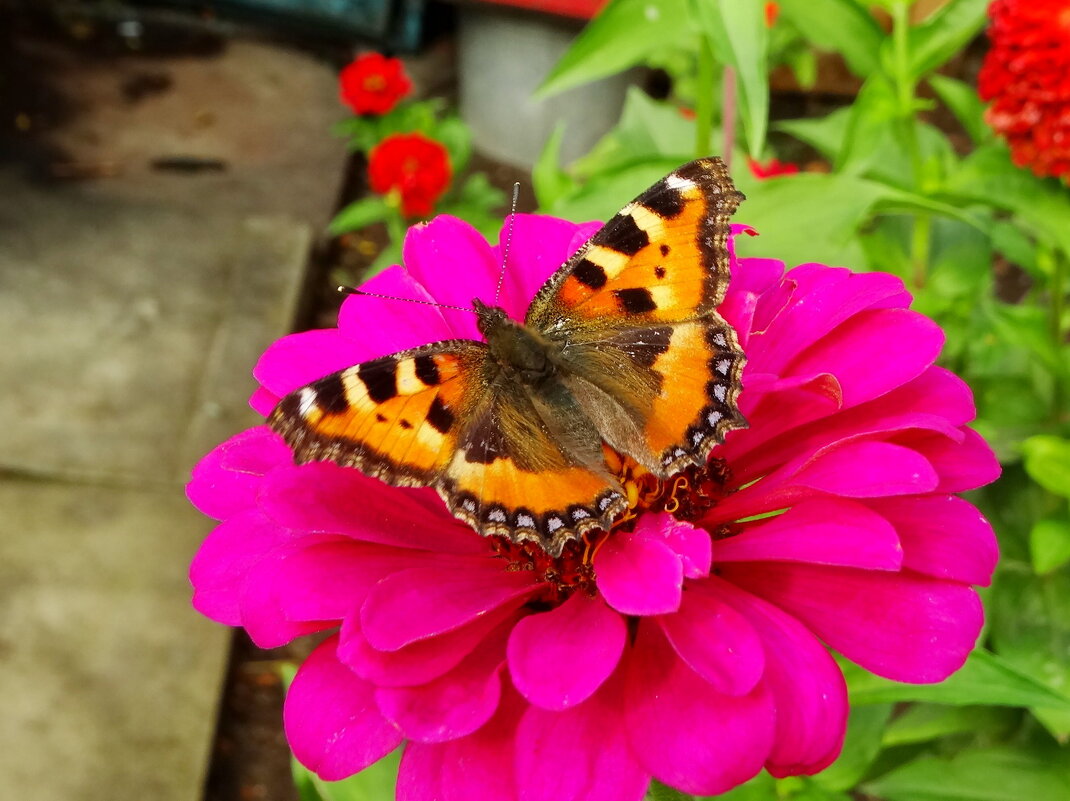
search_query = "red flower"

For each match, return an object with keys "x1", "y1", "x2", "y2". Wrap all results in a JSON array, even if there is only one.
[
  {"x1": 340, "y1": 52, "x2": 412, "y2": 116},
  {"x1": 747, "y1": 157, "x2": 800, "y2": 179},
  {"x1": 978, "y1": 0, "x2": 1070, "y2": 181},
  {"x1": 765, "y1": 2, "x2": 780, "y2": 28},
  {"x1": 368, "y1": 133, "x2": 452, "y2": 218}
]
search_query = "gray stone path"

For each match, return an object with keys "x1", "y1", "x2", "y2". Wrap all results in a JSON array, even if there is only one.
[{"x1": 0, "y1": 38, "x2": 347, "y2": 800}]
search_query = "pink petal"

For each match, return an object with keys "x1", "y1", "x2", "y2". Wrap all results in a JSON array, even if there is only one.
[
  {"x1": 261, "y1": 461, "x2": 487, "y2": 555},
  {"x1": 594, "y1": 528, "x2": 683, "y2": 616},
  {"x1": 189, "y1": 508, "x2": 291, "y2": 625},
  {"x1": 708, "y1": 441, "x2": 939, "y2": 524},
  {"x1": 747, "y1": 267, "x2": 911, "y2": 374},
  {"x1": 361, "y1": 562, "x2": 541, "y2": 651},
  {"x1": 625, "y1": 620, "x2": 776, "y2": 796},
  {"x1": 783, "y1": 309, "x2": 944, "y2": 408},
  {"x1": 515, "y1": 681, "x2": 650, "y2": 801},
  {"x1": 252, "y1": 329, "x2": 368, "y2": 399},
  {"x1": 898, "y1": 428, "x2": 1001, "y2": 492},
  {"x1": 249, "y1": 385, "x2": 279, "y2": 415},
  {"x1": 237, "y1": 535, "x2": 341, "y2": 648},
  {"x1": 657, "y1": 589, "x2": 765, "y2": 696},
  {"x1": 492, "y1": 215, "x2": 599, "y2": 322},
  {"x1": 658, "y1": 516, "x2": 712, "y2": 578},
  {"x1": 711, "y1": 578, "x2": 848, "y2": 776},
  {"x1": 340, "y1": 600, "x2": 522, "y2": 687},
  {"x1": 887, "y1": 366, "x2": 976, "y2": 427},
  {"x1": 508, "y1": 593, "x2": 626, "y2": 710},
  {"x1": 402, "y1": 216, "x2": 501, "y2": 341},
  {"x1": 375, "y1": 631, "x2": 506, "y2": 743},
  {"x1": 284, "y1": 636, "x2": 402, "y2": 781},
  {"x1": 186, "y1": 426, "x2": 289, "y2": 519},
  {"x1": 264, "y1": 538, "x2": 445, "y2": 623},
  {"x1": 865, "y1": 495, "x2": 999, "y2": 586},
  {"x1": 721, "y1": 257, "x2": 786, "y2": 348},
  {"x1": 336, "y1": 264, "x2": 455, "y2": 355},
  {"x1": 713, "y1": 498, "x2": 903, "y2": 570},
  {"x1": 721, "y1": 561, "x2": 984, "y2": 683},
  {"x1": 397, "y1": 690, "x2": 523, "y2": 801}
]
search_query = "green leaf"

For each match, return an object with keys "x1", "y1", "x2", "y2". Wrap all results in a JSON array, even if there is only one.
[
  {"x1": 908, "y1": 0, "x2": 989, "y2": 78},
  {"x1": 985, "y1": 303, "x2": 1070, "y2": 383},
  {"x1": 863, "y1": 745, "x2": 1070, "y2": 801},
  {"x1": 532, "y1": 122, "x2": 578, "y2": 210},
  {"x1": 644, "y1": 781, "x2": 691, "y2": 800},
  {"x1": 1022, "y1": 436, "x2": 1070, "y2": 499},
  {"x1": 988, "y1": 568, "x2": 1070, "y2": 737},
  {"x1": 1031, "y1": 518, "x2": 1070, "y2": 575},
  {"x1": 434, "y1": 116, "x2": 472, "y2": 174},
  {"x1": 776, "y1": 0, "x2": 885, "y2": 76},
  {"x1": 776, "y1": 108, "x2": 852, "y2": 161},
  {"x1": 812, "y1": 705, "x2": 893, "y2": 791},
  {"x1": 882, "y1": 704, "x2": 1017, "y2": 747},
  {"x1": 542, "y1": 157, "x2": 688, "y2": 221},
  {"x1": 572, "y1": 88, "x2": 698, "y2": 178},
  {"x1": 538, "y1": 0, "x2": 691, "y2": 97},
  {"x1": 329, "y1": 197, "x2": 391, "y2": 235},
  {"x1": 732, "y1": 172, "x2": 887, "y2": 267},
  {"x1": 945, "y1": 144, "x2": 1070, "y2": 260},
  {"x1": 841, "y1": 649, "x2": 1070, "y2": 710},
  {"x1": 928, "y1": 74, "x2": 991, "y2": 146},
  {"x1": 692, "y1": 0, "x2": 770, "y2": 157}
]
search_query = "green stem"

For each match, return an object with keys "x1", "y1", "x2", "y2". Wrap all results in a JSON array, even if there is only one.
[
  {"x1": 891, "y1": 0, "x2": 931, "y2": 288},
  {"x1": 1052, "y1": 248, "x2": 1067, "y2": 422},
  {"x1": 694, "y1": 34, "x2": 716, "y2": 160}
]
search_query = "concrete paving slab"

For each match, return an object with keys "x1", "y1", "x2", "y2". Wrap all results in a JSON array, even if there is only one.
[
  {"x1": 0, "y1": 33, "x2": 350, "y2": 801},
  {"x1": 0, "y1": 39, "x2": 344, "y2": 482},
  {"x1": 0, "y1": 479, "x2": 230, "y2": 801}
]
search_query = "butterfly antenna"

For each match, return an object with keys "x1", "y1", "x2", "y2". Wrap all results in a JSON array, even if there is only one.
[
  {"x1": 338, "y1": 286, "x2": 476, "y2": 314},
  {"x1": 494, "y1": 181, "x2": 522, "y2": 305}
]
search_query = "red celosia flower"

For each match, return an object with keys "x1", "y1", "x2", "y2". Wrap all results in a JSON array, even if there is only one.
[
  {"x1": 748, "y1": 157, "x2": 800, "y2": 179},
  {"x1": 367, "y1": 133, "x2": 451, "y2": 218},
  {"x1": 340, "y1": 52, "x2": 412, "y2": 116},
  {"x1": 189, "y1": 213, "x2": 999, "y2": 799},
  {"x1": 978, "y1": 0, "x2": 1070, "y2": 180}
]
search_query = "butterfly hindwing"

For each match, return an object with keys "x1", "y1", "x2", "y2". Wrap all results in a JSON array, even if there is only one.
[{"x1": 269, "y1": 341, "x2": 487, "y2": 486}]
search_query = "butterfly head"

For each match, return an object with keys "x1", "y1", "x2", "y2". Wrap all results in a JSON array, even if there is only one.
[{"x1": 472, "y1": 297, "x2": 510, "y2": 339}]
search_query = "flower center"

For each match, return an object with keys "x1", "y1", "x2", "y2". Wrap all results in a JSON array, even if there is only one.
[
  {"x1": 493, "y1": 453, "x2": 732, "y2": 604},
  {"x1": 363, "y1": 75, "x2": 387, "y2": 92}
]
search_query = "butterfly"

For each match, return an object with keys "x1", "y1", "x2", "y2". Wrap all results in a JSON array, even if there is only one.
[{"x1": 269, "y1": 157, "x2": 747, "y2": 556}]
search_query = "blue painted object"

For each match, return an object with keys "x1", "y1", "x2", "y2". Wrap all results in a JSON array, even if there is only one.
[{"x1": 142, "y1": 0, "x2": 426, "y2": 50}]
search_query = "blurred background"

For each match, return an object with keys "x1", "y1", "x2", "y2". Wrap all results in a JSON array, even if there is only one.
[{"x1": 3, "y1": 1, "x2": 1069, "y2": 800}]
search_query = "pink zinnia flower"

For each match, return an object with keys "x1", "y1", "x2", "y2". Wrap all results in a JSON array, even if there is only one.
[{"x1": 188, "y1": 214, "x2": 999, "y2": 799}]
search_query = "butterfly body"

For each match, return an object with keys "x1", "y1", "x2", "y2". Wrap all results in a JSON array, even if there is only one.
[{"x1": 270, "y1": 158, "x2": 747, "y2": 555}]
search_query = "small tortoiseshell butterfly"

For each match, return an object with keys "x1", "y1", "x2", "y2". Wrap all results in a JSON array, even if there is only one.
[{"x1": 270, "y1": 158, "x2": 746, "y2": 555}]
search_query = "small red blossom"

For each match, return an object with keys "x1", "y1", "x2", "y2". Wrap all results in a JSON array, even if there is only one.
[
  {"x1": 765, "y1": 1, "x2": 780, "y2": 28},
  {"x1": 747, "y1": 157, "x2": 800, "y2": 179},
  {"x1": 978, "y1": 0, "x2": 1070, "y2": 181},
  {"x1": 340, "y1": 52, "x2": 412, "y2": 116},
  {"x1": 367, "y1": 133, "x2": 451, "y2": 218}
]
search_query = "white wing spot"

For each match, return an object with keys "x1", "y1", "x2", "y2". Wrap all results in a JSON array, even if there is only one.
[
  {"x1": 707, "y1": 410, "x2": 723, "y2": 427},
  {"x1": 712, "y1": 332, "x2": 727, "y2": 347},
  {"x1": 572, "y1": 508, "x2": 590, "y2": 520},
  {"x1": 665, "y1": 173, "x2": 695, "y2": 191},
  {"x1": 462, "y1": 499, "x2": 477, "y2": 512},
  {"x1": 547, "y1": 517, "x2": 564, "y2": 533},
  {"x1": 714, "y1": 384, "x2": 727, "y2": 402},
  {"x1": 298, "y1": 388, "x2": 318, "y2": 417},
  {"x1": 692, "y1": 431, "x2": 704, "y2": 445},
  {"x1": 716, "y1": 359, "x2": 731, "y2": 375},
  {"x1": 517, "y1": 513, "x2": 535, "y2": 528},
  {"x1": 488, "y1": 509, "x2": 506, "y2": 523}
]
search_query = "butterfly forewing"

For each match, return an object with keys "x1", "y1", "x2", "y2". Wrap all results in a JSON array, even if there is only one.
[
  {"x1": 269, "y1": 340, "x2": 487, "y2": 486},
  {"x1": 526, "y1": 158, "x2": 743, "y2": 333}
]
